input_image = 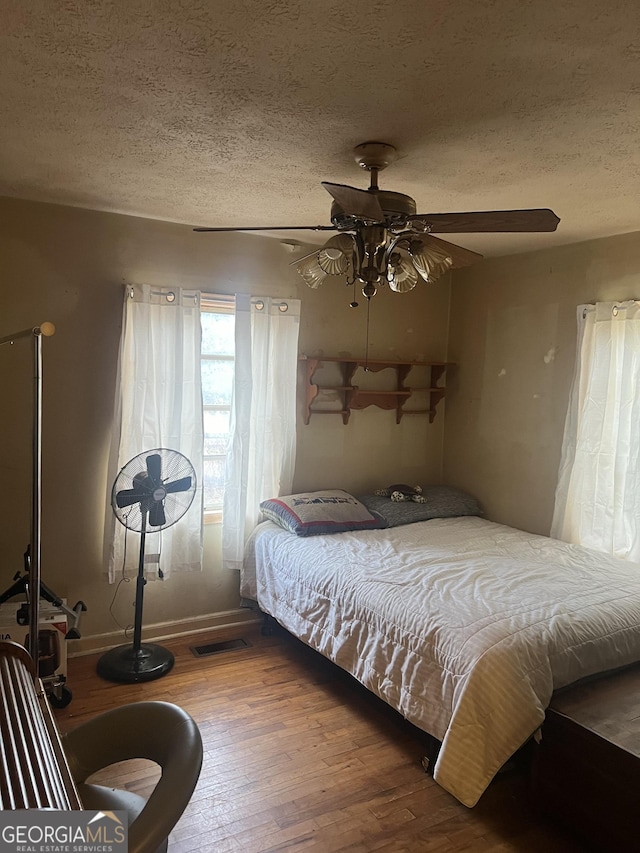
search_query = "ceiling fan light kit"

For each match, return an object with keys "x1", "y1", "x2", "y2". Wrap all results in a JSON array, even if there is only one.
[{"x1": 195, "y1": 141, "x2": 560, "y2": 303}]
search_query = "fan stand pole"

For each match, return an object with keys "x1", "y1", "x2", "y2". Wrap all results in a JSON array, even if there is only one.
[
  {"x1": 131, "y1": 512, "x2": 147, "y2": 654},
  {"x1": 96, "y1": 510, "x2": 175, "y2": 683}
]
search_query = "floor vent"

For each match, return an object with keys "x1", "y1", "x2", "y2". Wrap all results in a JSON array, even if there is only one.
[{"x1": 190, "y1": 638, "x2": 251, "y2": 658}]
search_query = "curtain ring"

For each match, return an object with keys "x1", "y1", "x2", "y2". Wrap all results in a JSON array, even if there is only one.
[
  {"x1": 252, "y1": 299, "x2": 288, "y2": 311},
  {"x1": 150, "y1": 289, "x2": 176, "y2": 302},
  {"x1": 612, "y1": 305, "x2": 619, "y2": 317}
]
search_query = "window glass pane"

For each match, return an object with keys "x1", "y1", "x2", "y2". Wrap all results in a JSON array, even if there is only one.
[
  {"x1": 204, "y1": 410, "x2": 230, "y2": 455},
  {"x1": 201, "y1": 312, "x2": 234, "y2": 356},
  {"x1": 203, "y1": 458, "x2": 226, "y2": 509},
  {"x1": 202, "y1": 360, "x2": 234, "y2": 405},
  {"x1": 200, "y1": 304, "x2": 235, "y2": 514}
]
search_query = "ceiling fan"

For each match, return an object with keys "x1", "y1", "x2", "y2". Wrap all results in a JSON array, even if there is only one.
[{"x1": 194, "y1": 142, "x2": 560, "y2": 301}]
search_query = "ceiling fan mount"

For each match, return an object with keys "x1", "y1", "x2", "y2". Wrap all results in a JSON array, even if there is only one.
[{"x1": 353, "y1": 141, "x2": 398, "y2": 172}]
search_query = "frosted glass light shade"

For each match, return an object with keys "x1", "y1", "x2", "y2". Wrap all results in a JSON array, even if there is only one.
[
  {"x1": 317, "y1": 247, "x2": 347, "y2": 275},
  {"x1": 387, "y1": 251, "x2": 418, "y2": 292},
  {"x1": 317, "y1": 234, "x2": 354, "y2": 275},
  {"x1": 297, "y1": 234, "x2": 355, "y2": 286},
  {"x1": 409, "y1": 237, "x2": 454, "y2": 283},
  {"x1": 295, "y1": 255, "x2": 329, "y2": 289}
]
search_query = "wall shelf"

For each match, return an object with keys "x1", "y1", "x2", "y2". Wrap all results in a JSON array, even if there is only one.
[{"x1": 299, "y1": 355, "x2": 455, "y2": 425}]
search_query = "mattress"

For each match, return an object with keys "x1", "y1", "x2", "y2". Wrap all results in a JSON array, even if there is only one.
[{"x1": 242, "y1": 515, "x2": 640, "y2": 807}]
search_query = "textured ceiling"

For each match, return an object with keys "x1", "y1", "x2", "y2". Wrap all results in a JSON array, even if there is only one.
[{"x1": 1, "y1": 0, "x2": 640, "y2": 256}]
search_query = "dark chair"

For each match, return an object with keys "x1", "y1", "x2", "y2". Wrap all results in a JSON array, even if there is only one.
[{"x1": 61, "y1": 700, "x2": 203, "y2": 853}]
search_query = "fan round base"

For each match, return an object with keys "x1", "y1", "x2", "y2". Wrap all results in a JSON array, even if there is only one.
[{"x1": 96, "y1": 642, "x2": 175, "y2": 683}]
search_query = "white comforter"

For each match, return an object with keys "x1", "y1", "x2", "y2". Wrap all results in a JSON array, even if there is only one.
[{"x1": 242, "y1": 516, "x2": 640, "y2": 807}]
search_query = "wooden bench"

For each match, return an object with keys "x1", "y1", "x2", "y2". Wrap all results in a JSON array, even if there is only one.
[{"x1": 532, "y1": 663, "x2": 640, "y2": 852}]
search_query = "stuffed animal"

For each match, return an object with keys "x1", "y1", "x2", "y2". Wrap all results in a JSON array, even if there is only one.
[{"x1": 374, "y1": 484, "x2": 427, "y2": 504}]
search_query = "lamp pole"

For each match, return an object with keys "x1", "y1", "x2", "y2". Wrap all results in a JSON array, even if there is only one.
[{"x1": 0, "y1": 322, "x2": 55, "y2": 679}]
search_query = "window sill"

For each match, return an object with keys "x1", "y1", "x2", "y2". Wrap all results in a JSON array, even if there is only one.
[{"x1": 204, "y1": 510, "x2": 222, "y2": 525}]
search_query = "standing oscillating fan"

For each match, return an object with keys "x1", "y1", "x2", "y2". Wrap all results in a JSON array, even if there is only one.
[{"x1": 97, "y1": 448, "x2": 196, "y2": 683}]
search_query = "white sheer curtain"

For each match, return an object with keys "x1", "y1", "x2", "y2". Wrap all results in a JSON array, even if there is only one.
[
  {"x1": 222, "y1": 294, "x2": 300, "y2": 571},
  {"x1": 552, "y1": 300, "x2": 640, "y2": 560},
  {"x1": 106, "y1": 284, "x2": 204, "y2": 581}
]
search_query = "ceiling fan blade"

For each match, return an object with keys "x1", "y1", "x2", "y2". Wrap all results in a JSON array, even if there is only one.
[
  {"x1": 146, "y1": 453, "x2": 162, "y2": 483},
  {"x1": 409, "y1": 209, "x2": 560, "y2": 233},
  {"x1": 421, "y1": 235, "x2": 484, "y2": 268},
  {"x1": 165, "y1": 475, "x2": 192, "y2": 494},
  {"x1": 148, "y1": 501, "x2": 166, "y2": 528},
  {"x1": 321, "y1": 182, "x2": 384, "y2": 222},
  {"x1": 193, "y1": 225, "x2": 336, "y2": 233},
  {"x1": 115, "y1": 488, "x2": 148, "y2": 508}
]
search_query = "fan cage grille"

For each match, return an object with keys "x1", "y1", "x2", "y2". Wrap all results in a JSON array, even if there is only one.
[{"x1": 111, "y1": 448, "x2": 197, "y2": 532}]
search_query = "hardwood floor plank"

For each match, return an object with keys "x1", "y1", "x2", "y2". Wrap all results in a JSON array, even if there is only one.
[{"x1": 53, "y1": 623, "x2": 586, "y2": 852}]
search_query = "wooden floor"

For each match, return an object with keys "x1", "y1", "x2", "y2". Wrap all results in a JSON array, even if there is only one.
[{"x1": 54, "y1": 623, "x2": 586, "y2": 852}]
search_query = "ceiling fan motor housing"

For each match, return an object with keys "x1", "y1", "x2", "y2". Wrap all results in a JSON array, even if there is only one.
[{"x1": 330, "y1": 190, "x2": 417, "y2": 229}]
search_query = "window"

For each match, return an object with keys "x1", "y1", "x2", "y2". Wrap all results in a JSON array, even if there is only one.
[{"x1": 201, "y1": 295, "x2": 235, "y2": 515}]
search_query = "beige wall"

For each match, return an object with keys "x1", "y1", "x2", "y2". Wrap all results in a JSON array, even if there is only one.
[
  {"x1": 443, "y1": 231, "x2": 640, "y2": 536},
  {"x1": 295, "y1": 267, "x2": 451, "y2": 495},
  {"x1": 0, "y1": 196, "x2": 450, "y2": 647}
]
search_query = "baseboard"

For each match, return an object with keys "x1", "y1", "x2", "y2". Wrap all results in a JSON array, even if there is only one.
[{"x1": 69, "y1": 607, "x2": 261, "y2": 657}]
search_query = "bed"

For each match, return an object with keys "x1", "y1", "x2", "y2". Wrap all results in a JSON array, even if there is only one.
[{"x1": 241, "y1": 489, "x2": 640, "y2": 808}]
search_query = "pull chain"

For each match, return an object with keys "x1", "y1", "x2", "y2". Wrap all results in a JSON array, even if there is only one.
[
  {"x1": 349, "y1": 276, "x2": 359, "y2": 308},
  {"x1": 364, "y1": 295, "x2": 371, "y2": 371}
]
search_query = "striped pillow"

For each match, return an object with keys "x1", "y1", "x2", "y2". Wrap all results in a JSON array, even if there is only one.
[{"x1": 260, "y1": 490, "x2": 388, "y2": 536}]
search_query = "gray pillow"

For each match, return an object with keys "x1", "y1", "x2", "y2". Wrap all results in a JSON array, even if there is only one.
[{"x1": 358, "y1": 486, "x2": 482, "y2": 528}]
